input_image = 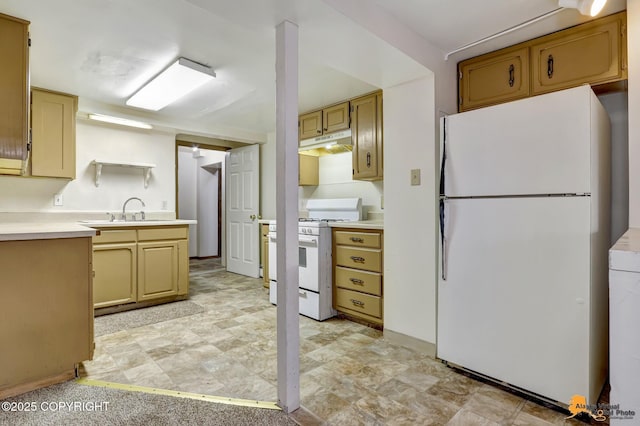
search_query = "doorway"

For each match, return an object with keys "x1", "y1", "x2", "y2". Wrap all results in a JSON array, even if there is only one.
[{"x1": 177, "y1": 144, "x2": 226, "y2": 261}]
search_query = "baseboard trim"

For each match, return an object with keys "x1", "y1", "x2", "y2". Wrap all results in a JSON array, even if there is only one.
[{"x1": 383, "y1": 329, "x2": 436, "y2": 357}]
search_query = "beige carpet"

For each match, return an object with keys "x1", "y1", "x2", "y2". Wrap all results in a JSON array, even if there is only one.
[
  {"x1": 94, "y1": 301, "x2": 205, "y2": 337},
  {"x1": 0, "y1": 380, "x2": 297, "y2": 426}
]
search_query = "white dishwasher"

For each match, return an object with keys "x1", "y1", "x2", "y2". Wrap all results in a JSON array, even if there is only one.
[{"x1": 609, "y1": 228, "x2": 640, "y2": 424}]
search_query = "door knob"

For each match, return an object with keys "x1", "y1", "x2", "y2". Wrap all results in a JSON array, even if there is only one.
[{"x1": 250, "y1": 214, "x2": 257, "y2": 220}]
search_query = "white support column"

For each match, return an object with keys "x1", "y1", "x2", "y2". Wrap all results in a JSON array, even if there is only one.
[{"x1": 275, "y1": 20, "x2": 300, "y2": 413}]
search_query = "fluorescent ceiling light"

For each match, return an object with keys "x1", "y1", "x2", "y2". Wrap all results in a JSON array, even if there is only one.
[
  {"x1": 126, "y1": 58, "x2": 216, "y2": 111},
  {"x1": 88, "y1": 114, "x2": 153, "y2": 129},
  {"x1": 559, "y1": 0, "x2": 607, "y2": 16}
]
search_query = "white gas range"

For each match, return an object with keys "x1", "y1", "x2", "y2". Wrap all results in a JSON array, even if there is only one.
[{"x1": 268, "y1": 198, "x2": 362, "y2": 321}]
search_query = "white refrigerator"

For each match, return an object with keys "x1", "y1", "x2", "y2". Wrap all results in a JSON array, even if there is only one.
[{"x1": 437, "y1": 85, "x2": 611, "y2": 406}]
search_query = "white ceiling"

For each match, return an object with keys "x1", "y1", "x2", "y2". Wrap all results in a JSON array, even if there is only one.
[{"x1": 0, "y1": 0, "x2": 626, "y2": 143}]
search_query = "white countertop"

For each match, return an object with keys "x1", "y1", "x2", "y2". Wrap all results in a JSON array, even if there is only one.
[
  {"x1": 329, "y1": 220, "x2": 383, "y2": 230},
  {"x1": 78, "y1": 219, "x2": 196, "y2": 228},
  {"x1": 0, "y1": 222, "x2": 97, "y2": 241},
  {"x1": 610, "y1": 228, "x2": 640, "y2": 272}
]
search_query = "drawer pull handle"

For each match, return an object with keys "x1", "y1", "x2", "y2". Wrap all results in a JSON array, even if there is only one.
[
  {"x1": 349, "y1": 278, "x2": 364, "y2": 285},
  {"x1": 508, "y1": 64, "x2": 514, "y2": 87},
  {"x1": 350, "y1": 299, "x2": 365, "y2": 307},
  {"x1": 350, "y1": 256, "x2": 365, "y2": 263},
  {"x1": 349, "y1": 237, "x2": 364, "y2": 243}
]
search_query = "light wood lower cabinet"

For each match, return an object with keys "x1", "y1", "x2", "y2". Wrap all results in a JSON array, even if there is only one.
[
  {"x1": 332, "y1": 228, "x2": 384, "y2": 326},
  {"x1": 93, "y1": 242, "x2": 136, "y2": 308},
  {"x1": 0, "y1": 236, "x2": 93, "y2": 399},
  {"x1": 137, "y1": 241, "x2": 179, "y2": 301},
  {"x1": 92, "y1": 225, "x2": 189, "y2": 313}
]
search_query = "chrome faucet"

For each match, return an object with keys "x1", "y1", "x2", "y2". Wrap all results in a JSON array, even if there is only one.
[{"x1": 121, "y1": 197, "x2": 145, "y2": 221}]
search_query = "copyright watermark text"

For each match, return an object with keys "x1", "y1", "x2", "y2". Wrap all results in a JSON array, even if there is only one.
[{"x1": 2, "y1": 401, "x2": 109, "y2": 412}]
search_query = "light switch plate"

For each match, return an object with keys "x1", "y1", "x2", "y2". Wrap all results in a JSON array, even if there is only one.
[
  {"x1": 53, "y1": 194, "x2": 63, "y2": 206},
  {"x1": 410, "y1": 169, "x2": 421, "y2": 186}
]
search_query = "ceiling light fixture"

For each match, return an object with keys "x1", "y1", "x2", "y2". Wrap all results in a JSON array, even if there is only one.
[
  {"x1": 558, "y1": 0, "x2": 607, "y2": 16},
  {"x1": 126, "y1": 57, "x2": 216, "y2": 111},
  {"x1": 88, "y1": 113, "x2": 153, "y2": 129}
]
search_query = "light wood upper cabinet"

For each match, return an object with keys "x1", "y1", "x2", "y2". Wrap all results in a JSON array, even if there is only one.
[
  {"x1": 299, "y1": 153, "x2": 319, "y2": 186},
  {"x1": 352, "y1": 92, "x2": 383, "y2": 181},
  {"x1": 299, "y1": 101, "x2": 350, "y2": 140},
  {"x1": 457, "y1": 11, "x2": 627, "y2": 112},
  {"x1": 322, "y1": 102, "x2": 350, "y2": 134},
  {"x1": 531, "y1": 12, "x2": 626, "y2": 95},
  {"x1": 0, "y1": 13, "x2": 29, "y2": 175},
  {"x1": 299, "y1": 110, "x2": 322, "y2": 140},
  {"x1": 459, "y1": 46, "x2": 529, "y2": 112},
  {"x1": 31, "y1": 88, "x2": 78, "y2": 178}
]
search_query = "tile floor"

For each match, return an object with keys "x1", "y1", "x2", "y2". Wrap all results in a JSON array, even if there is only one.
[{"x1": 82, "y1": 258, "x2": 601, "y2": 425}]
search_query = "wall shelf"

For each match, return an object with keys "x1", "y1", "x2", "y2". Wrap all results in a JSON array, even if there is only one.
[{"x1": 91, "y1": 160, "x2": 156, "y2": 188}]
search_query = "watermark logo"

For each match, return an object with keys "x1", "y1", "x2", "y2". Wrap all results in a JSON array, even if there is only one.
[{"x1": 566, "y1": 394, "x2": 636, "y2": 422}]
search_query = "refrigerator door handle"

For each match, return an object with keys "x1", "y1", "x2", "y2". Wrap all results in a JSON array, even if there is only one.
[
  {"x1": 439, "y1": 198, "x2": 447, "y2": 281},
  {"x1": 439, "y1": 116, "x2": 447, "y2": 197}
]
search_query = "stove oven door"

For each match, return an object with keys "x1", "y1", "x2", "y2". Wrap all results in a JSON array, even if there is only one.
[{"x1": 298, "y1": 235, "x2": 320, "y2": 292}]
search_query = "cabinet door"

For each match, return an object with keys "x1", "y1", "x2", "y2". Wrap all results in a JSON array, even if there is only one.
[
  {"x1": 531, "y1": 13, "x2": 626, "y2": 95},
  {"x1": 137, "y1": 241, "x2": 179, "y2": 301},
  {"x1": 299, "y1": 153, "x2": 319, "y2": 186},
  {"x1": 459, "y1": 46, "x2": 529, "y2": 112},
  {"x1": 0, "y1": 13, "x2": 29, "y2": 174},
  {"x1": 299, "y1": 110, "x2": 322, "y2": 140},
  {"x1": 323, "y1": 102, "x2": 350, "y2": 134},
  {"x1": 352, "y1": 93, "x2": 382, "y2": 180},
  {"x1": 93, "y1": 243, "x2": 137, "y2": 308},
  {"x1": 31, "y1": 89, "x2": 77, "y2": 178}
]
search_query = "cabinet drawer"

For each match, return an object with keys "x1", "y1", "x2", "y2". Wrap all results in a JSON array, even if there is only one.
[
  {"x1": 138, "y1": 226, "x2": 188, "y2": 241},
  {"x1": 93, "y1": 229, "x2": 137, "y2": 244},
  {"x1": 335, "y1": 266, "x2": 381, "y2": 296},
  {"x1": 336, "y1": 288, "x2": 382, "y2": 319},
  {"x1": 336, "y1": 246, "x2": 382, "y2": 272},
  {"x1": 334, "y1": 230, "x2": 380, "y2": 248}
]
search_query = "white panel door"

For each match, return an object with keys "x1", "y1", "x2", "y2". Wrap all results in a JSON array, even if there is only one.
[
  {"x1": 226, "y1": 144, "x2": 259, "y2": 277},
  {"x1": 437, "y1": 196, "x2": 591, "y2": 404},
  {"x1": 444, "y1": 86, "x2": 593, "y2": 197}
]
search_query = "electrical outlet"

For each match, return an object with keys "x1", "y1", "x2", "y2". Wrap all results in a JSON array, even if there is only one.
[
  {"x1": 410, "y1": 169, "x2": 421, "y2": 186},
  {"x1": 161, "y1": 200, "x2": 168, "y2": 210},
  {"x1": 53, "y1": 194, "x2": 63, "y2": 206}
]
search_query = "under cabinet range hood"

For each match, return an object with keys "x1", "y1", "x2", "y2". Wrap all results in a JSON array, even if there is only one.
[{"x1": 298, "y1": 129, "x2": 352, "y2": 155}]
